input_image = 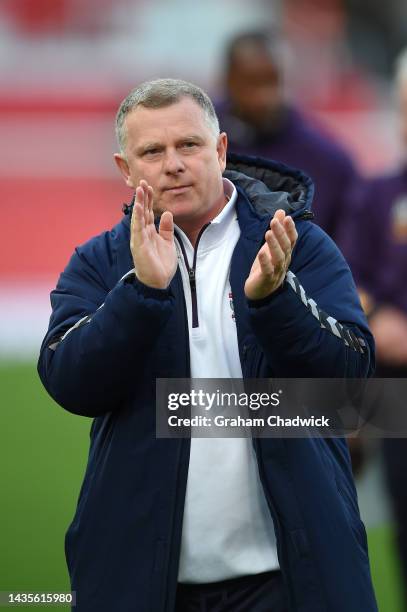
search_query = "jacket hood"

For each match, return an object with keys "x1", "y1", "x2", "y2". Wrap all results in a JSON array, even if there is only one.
[{"x1": 225, "y1": 152, "x2": 314, "y2": 220}]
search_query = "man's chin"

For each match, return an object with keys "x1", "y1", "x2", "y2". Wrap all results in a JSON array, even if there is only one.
[
  {"x1": 167, "y1": 195, "x2": 193, "y2": 208},
  {"x1": 154, "y1": 197, "x2": 196, "y2": 219}
]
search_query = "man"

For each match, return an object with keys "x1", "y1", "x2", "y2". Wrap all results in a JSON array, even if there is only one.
[
  {"x1": 217, "y1": 30, "x2": 358, "y2": 240},
  {"x1": 338, "y1": 47, "x2": 407, "y2": 609},
  {"x1": 38, "y1": 79, "x2": 377, "y2": 611}
]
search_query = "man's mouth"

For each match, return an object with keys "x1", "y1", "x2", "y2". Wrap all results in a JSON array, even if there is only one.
[{"x1": 163, "y1": 185, "x2": 192, "y2": 194}]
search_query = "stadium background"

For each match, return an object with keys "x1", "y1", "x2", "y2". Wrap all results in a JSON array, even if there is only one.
[{"x1": 1, "y1": 0, "x2": 406, "y2": 609}]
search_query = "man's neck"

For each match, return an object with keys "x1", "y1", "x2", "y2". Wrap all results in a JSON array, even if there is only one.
[{"x1": 178, "y1": 195, "x2": 230, "y2": 248}]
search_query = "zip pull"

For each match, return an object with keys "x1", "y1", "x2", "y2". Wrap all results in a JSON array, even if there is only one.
[
  {"x1": 188, "y1": 269, "x2": 196, "y2": 292},
  {"x1": 188, "y1": 269, "x2": 198, "y2": 327}
]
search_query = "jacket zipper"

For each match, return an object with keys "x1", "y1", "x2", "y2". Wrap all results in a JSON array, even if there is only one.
[{"x1": 175, "y1": 224, "x2": 210, "y2": 328}]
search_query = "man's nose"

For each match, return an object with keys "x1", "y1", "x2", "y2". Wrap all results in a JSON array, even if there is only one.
[{"x1": 163, "y1": 149, "x2": 185, "y2": 174}]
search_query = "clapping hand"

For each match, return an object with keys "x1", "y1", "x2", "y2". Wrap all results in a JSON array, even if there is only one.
[
  {"x1": 130, "y1": 180, "x2": 178, "y2": 289},
  {"x1": 244, "y1": 209, "x2": 297, "y2": 300}
]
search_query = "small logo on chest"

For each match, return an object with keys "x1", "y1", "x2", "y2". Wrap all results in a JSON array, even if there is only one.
[{"x1": 229, "y1": 292, "x2": 236, "y2": 321}]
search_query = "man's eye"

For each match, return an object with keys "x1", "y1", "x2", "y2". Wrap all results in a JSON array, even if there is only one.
[
  {"x1": 181, "y1": 142, "x2": 197, "y2": 149},
  {"x1": 144, "y1": 149, "x2": 160, "y2": 156}
]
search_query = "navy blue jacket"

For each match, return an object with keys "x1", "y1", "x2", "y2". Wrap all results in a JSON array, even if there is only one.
[{"x1": 38, "y1": 155, "x2": 377, "y2": 612}]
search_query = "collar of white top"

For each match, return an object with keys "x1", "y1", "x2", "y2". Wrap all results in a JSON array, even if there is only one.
[
  {"x1": 174, "y1": 177, "x2": 237, "y2": 231},
  {"x1": 209, "y1": 177, "x2": 237, "y2": 225},
  {"x1": 173, "y1": 178, "x2": 238, "y2": 256}
]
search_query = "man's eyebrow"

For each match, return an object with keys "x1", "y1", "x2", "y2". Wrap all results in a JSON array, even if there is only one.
[
  {"x1": 136, "y1": 141, "x2": 163, "y2": 153},
  {"x1": 178, "y1": 134, "x2": 205, "y2": 142},
  {"x1": 136, "y1": 135, "x2": 205, "y2": 153}
]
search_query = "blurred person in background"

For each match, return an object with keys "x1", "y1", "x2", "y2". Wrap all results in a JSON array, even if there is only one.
[
  {"x1": 216, "y1": 29, "x2": 359, "y2": 241},
  {"x1": 218, "y1": 28, "x2": 367, "y2": 477},
  {"x1": 339, "y1": 47, "x2": 407, "y2": 609}
]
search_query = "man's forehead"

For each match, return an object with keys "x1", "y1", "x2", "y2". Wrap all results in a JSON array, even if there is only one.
[{"x1": 126, "y1": 98, "x2": 208, "y2": 133}]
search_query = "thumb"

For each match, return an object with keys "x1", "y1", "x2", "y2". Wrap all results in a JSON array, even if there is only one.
[{"x1": 158, "y1": 211, "x2": 174, "y2": 242}]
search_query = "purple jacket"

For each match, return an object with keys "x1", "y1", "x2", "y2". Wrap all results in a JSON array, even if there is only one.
[
  {"x1": 217, "y1": 103, "x2": 358, "y2": 239},
  {"x1": 338, "y1": 168, "x2": 407, "y2": 313}
]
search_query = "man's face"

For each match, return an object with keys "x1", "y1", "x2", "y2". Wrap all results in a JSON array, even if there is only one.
[
  {"x1": 227, "y1": 44, "x2": 283, "y2": 127},
  {"x1": 114, "y1": 97, "x2": 227, "y2": 229}
]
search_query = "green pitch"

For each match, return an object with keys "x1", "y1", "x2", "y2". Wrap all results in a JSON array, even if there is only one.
[
  {"x1": 0, "y1": 361, "x2": 90, "y2": 610},
  {"x1": 0, "y1": 361, "x2": 404, "y2": 611}
]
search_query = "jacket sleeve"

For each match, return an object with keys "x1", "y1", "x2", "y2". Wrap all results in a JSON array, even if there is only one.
[
  {"x1": 37, "y1": 240, "x2": 175, "y2": 417},
  {"x1": 248, "y1": 222, "x2": 375, "y2": 377}
]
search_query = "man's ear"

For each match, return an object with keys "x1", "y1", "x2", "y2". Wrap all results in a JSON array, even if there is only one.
[
  {"x1": 114, "y1": 153, "x2": 134, "y2": 188},
  {"x1": 217, "y1": 132, "x2": 228, "y2": 173}
]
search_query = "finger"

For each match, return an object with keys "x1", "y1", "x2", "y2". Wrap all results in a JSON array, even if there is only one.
[
  {"x1": 139, "y1": 180, "x2": 150, "y2": 226},
  {"x1": 265, "y1": 229, "x2": 285, "y2": 267},
  {"x1": 130, "y1": 196, "x2": 146, "y2": 250},
  {"x1": 134, "y1": 183, "x2": 145, "y2": 208},
  {"x1": 159, "y1": 210, "x2": 174, "y2": 242},
  {"x1": 283, "y1": 216, "x2": 298, "y2": 248},
  {"x1": 138, "y1": 180, "x2": 149, "y2": 226},
  {"x1": 270, "y1": 218, "x2": 292, "y2": 257},
  {"x1": 147, "y1": 185, "x2": 154, "y2": 224},
  {"x1": 139, "y1": 180, "x2": 154, "y2": 225},
  {"x1": 258, "y1": 247, "x2": 274, "y2": 278},
  {"x1": 273, "y1": 209, "x2": 286, "y2": 224},
  {"x1": 139, "y1": 179, "x2": 149, "y2": 193}
]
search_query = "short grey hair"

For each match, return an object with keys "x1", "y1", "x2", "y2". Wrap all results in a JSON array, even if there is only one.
[{"x1": 115, "y1": 78, "x2": 220, "y2": 155}]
